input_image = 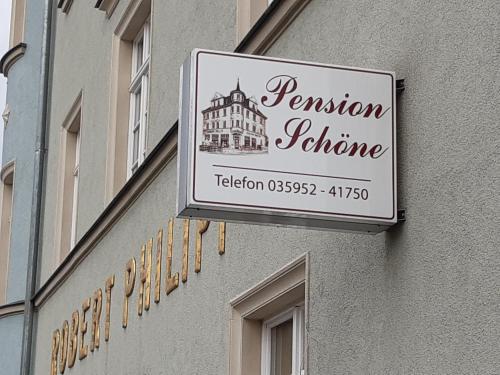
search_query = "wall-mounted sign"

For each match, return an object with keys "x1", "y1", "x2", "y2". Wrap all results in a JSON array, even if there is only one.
[{"x1": 177, "y1": 49, "x2": 397, "y2": 233}]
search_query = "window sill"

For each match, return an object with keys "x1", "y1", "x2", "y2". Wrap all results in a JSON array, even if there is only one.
[{"x1": 0, "y1": 43, "x2": 27, "y2": 78}]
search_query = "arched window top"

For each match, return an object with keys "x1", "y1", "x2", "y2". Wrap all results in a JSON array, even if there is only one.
[{"x1": 0, "y1": 160, "x2": 15, "y2": 185}]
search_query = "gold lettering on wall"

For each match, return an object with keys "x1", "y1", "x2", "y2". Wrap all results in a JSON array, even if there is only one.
[
  {"x1": 79, "y1": 298, "x2": 91, "y2": 360},
  {"x1": 59, "y1": 320, "x2": 69, "y2": 374},
  {"x1": 67, "y1": 310, "x2": 79, "y2": 368},
  {"x1": 195, "y1": 220, "x2": 210, "y2": 273},
  {"x1": 165, "y1": 218, "x2": 179, "y2": 295},
  {"x1": 182, "y1": 219, "x2": 190, "y2": 283},
  {"x1": 48, "y1": 219, "x2": 228, "y2": 370},
  {"x1": 219, "y1": 222, "x2": 226, "y2": 255},
  {"x1": 104, "y1": 275, "x2": 114, "y2": 342},
  {"x1": 137, "y1": 244, "x2": 145, "y2": 316},
  {"x1": 90, "y1": 288, "x2": 102, "y2": 352},
  {"x1": 122, "y1": 258, "x2": 136, "y2": 328},
  {"x1": 50, "y1": 329, "x2": 60, "y2": 375},
  {"x1": 138, "y1": 239, "x2": 152, "y2": 315},
  {"x1": 154, "y1": 229, "x2": 163, "y2": 303}
]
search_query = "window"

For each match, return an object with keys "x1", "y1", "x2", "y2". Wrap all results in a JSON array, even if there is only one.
[
  {"x1": 55, "y1": 93, "x2": 82, "y2": 261},
  {"x1": 105, "y1": 0, "x2": 152, "y2": 201},
  {"x1": 127, "y1": 19, "x2": 150, "y2": 177},
  {"x1": 70, "y1": 128, "x2": 81, "y2": 249},
  {"x1": 0, "y1": 162, "x2": 14, "y2": 305},
  {"x1": 261, "y1": 307, "x2": 305, "y2": 375},
  {"x1": 230, "y1": 256, "x2": 307, "y2": 375}
]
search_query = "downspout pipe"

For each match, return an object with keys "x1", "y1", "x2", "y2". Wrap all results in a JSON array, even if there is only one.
[{"x1": 20, "y1": 0, "x2": 53, "y2": 373}]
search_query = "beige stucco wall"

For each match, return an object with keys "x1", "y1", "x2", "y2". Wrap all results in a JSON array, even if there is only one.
[{"x1": 34, "y1": 1, "x2": 500, "y2": 374}]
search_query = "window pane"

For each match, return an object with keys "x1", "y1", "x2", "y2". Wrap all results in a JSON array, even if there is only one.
[
  {"x1": 136, "y1": 37, "x2": 144, "y2": 71},
  {"x1": 270, "y1": 319, "x2": 293, "y2": 375},
  {"x1": 134, "y1": 89, "x2": 142, "y2": 127},
  {"x1": 133, "y1": 129, "x2": 140, "y2": 163}
]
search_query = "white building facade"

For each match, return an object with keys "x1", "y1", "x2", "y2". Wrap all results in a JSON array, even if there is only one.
[{"x1": 201, "y1": 81, "x2": 268, "y2": 153}]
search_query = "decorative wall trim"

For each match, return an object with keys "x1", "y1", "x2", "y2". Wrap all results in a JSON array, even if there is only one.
[
  {"x1": 0, "y1": 43, "x2": 27, "y2": 77},
  {"x1": 34, "y1": 124, "x2": 178, "y2": 309},
  {"x1": 95, "y1": 0, "x2": 120, "y2": 18},
  {"x1": 236, "y1": 0, "x2": 311, "y2": 55},
  {"x1": 0, "y1": 300, "x2": 24, "y2": 319},
  {"x1": 34, "y1": 0, "x2": 309, "y2": 309},
  {"x1": 0, "y1": 160, "x2": 15, "y2": 184},
  {"x1": 57, "y1": 0, "x2": 74, "y2": 14},
  {"x1": 2, "y1": 105, "x2": 10, "y2": 128},
  {"x1": 229, "y1": 254, "x2": 309, "y2": 375}
]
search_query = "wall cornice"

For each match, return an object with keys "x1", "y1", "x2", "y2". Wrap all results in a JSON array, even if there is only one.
[
  {"x1": 33, "y1": 0, "x2": 312, "y2": 309},
  {"x1": 236, "y1": 0, "x2": 312, "y2": 55},
  {"x1": 0, "y1": 43, "x2": 27, "y2": 78},
  {"x1": 0, "y1": 300, "x2": 24, "y2": 319},
  {"x1": 34, "y1": 124, "x2": 178, "y2": 309}
]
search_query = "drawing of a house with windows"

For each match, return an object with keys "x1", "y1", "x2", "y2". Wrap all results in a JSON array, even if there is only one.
[{"x1": 199, "y1": 80, "x2": 268, "y2": 154}]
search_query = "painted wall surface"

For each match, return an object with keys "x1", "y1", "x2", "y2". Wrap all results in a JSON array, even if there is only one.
[
  {"x1": 33, "y1": 0, "x2": 499, "y2": 374},
  {"x1": 39, "y1": 0, "x2": 237, "y2": 284},
  {"x1": 1, "y1": 0, "x2": 45, "y2": 303},
  {"x1": 0, "y1": 314, "x2": 24, "y2": 375}
]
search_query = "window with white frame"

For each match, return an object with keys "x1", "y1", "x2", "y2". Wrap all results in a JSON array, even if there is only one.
[
  {"x1": 230, "y1": 256, "x2": 307, "y2": 375},
  {"x1": 262, "y1": 306, "x2": 305, "y2": 375},
  {"x1": 127, "y1": 20, "x2": 150, "y2": 177},
  {"x1": 56, "y1": 96, "x2": 82, "y2": 262},
  {"x1": 70, "y1": 129, "x2": 80, "y2": 249},
  {"x1": 0, "y1": 162, "x2": 15, "y2": 305}
]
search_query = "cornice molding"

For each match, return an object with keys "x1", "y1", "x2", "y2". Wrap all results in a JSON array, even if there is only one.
[
  {"x1": 0, "y1": 43, "x2": 27, "y2": 78},
  {"x1": 0, "y1": 300, "x2": 24, "y2": 319},
  {"x1": 0, "y1": 160, "x2": 15, "y2": 184},
  {"x1": 33, "y1": 0, "x2": 311, "y2": 310},
  {"x1": 58, "y1": 0, "x2": 74, "y2": 14},
  {"x1": 95, "y1": 0, "x2": 120, "y2": 18},
  {"x1": 34, "y1": 124, "x2": 177, "y2": 309},
  {"x1": 236, "y1": 0, "x2": 311, "y2": 55}
]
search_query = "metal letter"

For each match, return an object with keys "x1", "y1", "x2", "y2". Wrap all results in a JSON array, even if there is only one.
[
  {"x1": 59, "y1": 320, "x2": 69, "y2": 373},
  {"x1": 219, "y1": 222, "x2": 226, "y2": 255},
  {"x1": 195, "y1": 220, "x2": 210, "y2": 273},
  {"x1": 67, "y1": 311, "x2": 79, "y2": 368},
  {"x1": 90, "y1": 288, "x2": 102, "y2": 352},
  {"x1": 182, "y1": 219, "x2": 190, "y2": 283},
  {"x1": 140, "y1": 239, "x2": 153, "y2": 312},
  {"x1": 166, "y1": 218, "x2": 179, "y2": 294},
  {"x1": 123, "y1": 258, "x2": 136, "y2": 328},
  {"x1": 154, "y1": 229, "x2": 162, "y2": 303},
  {"x1": 50, "y1": 329, "x2": 60, "y2": 375},
  {"x1": 105, "y1": 275, "x2": 114, "y2": 342},
  {"x1": 79, "y1": 298, "x2": 91, "y2": 360}
]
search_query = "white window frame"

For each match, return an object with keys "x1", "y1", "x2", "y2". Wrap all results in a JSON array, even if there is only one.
[
  {"x1": 70, "y1": 129, "x2": 80, "y2": 249},
  {"x1": 261, "y1": 305, "x2": 305, "y2": 375},
  {"x1": 127, "y1": 19, "x2": 151, "y2": 178}
]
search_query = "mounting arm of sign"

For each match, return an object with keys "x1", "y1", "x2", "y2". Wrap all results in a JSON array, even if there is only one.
[
  {"x1": 396, "y1": 78, "x2": 405, "y2": 225},
  {"x1": 396, "y1": 79, "x2": 405, "y2": 94}
]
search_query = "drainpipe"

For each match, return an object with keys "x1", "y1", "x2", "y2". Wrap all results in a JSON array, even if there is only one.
[{"x1": 20, "y1": 0, "x2": 53, "y2": 373}]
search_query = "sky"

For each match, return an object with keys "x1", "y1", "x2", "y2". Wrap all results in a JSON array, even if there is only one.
[{"x1": 0, "y1": 0, "x2": 11, "y2": 165}]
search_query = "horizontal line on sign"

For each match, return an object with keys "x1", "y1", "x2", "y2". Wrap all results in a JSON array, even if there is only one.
[{"x1": 212, "y1": 164, "x2": 371, "y2": 182}]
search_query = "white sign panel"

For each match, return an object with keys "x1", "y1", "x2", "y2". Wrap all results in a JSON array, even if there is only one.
[{"x1": 177, "y1": 49, "x2": 397, "y2": 232}]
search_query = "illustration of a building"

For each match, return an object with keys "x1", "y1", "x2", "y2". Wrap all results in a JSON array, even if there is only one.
[{"x1": 200, "y1": 80, "x2": 268, "y2": 153}]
